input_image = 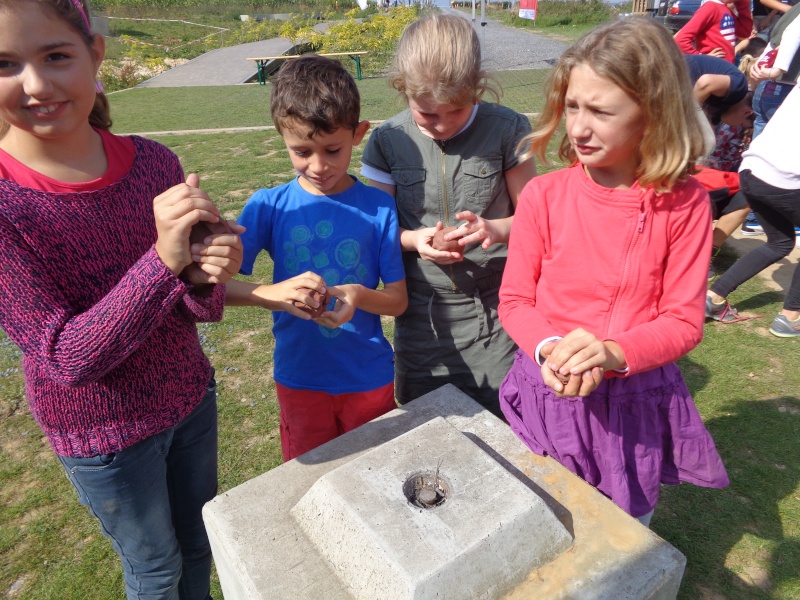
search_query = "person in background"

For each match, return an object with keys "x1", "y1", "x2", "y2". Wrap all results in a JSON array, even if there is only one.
[
  {"x1": 705, "y1": 84, "x2": 800, "y2": 336},
  {"x1": 685, "y1": 54, "x2": 756, "y2": 276},
  {"x1": 675, "y1": 0, "x2": 740, "y2": 62}
]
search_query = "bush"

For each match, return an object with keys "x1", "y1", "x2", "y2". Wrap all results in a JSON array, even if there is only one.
[
  {"x1": 92, "y1": 1, "x2": 354, "y2": 11},
  {"x1": 309, "y1": 5, "x2": 421, "y2": 76}
]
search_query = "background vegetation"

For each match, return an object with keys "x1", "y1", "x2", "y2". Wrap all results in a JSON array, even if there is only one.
[
  {"x1": 1, "y1": 2, "x2": 798, "y2": 599},
  {"x1": 98, "y1": 2, "x2": 413, "y2": 90}
]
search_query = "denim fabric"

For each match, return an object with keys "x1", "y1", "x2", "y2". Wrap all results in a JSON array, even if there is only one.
[
  {"x1": 752, "y1": 80, "x2": 794, "y2": 139},
  {"x1": 711, "y1": 170, "x2": 800, "y2": 310},
  {"x1": 58, "y1": 377, "x2": 218, "y2": 600}
]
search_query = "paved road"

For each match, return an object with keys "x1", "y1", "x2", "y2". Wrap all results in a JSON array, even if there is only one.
[
  {"x1": 443, "y1": 7, "x2": 569, "y2": 71},
  {"x1": 136, "y1": 38, "x2": 294, "y2": 87},
  {"x1": 136, "y1": 9, "x2": 568, "y2": 88}
]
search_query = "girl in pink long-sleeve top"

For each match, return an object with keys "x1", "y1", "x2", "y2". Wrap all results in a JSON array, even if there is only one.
[
  {"x1": 499, "y1": 17, "x2": 729, "y2": 527},
  {"x1": 0, "y1": 0, "x2": 243, "y2": 596}
]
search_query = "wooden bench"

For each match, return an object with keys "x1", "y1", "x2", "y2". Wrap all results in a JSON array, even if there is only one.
[{"x1": 247, "y1": 51, "x2": 368, "y2": 84}]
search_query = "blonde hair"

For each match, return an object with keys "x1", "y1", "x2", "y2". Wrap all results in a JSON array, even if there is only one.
[
  {"x1": 738, "y1": 53, "x2": 759, "y2": 90},
  {"x1": 389, "y1": 13, "x2": 500, "y2": 107},
  {"x1": 521, "y1": 17, "x2": 706, "y2": 193},
  {"x1": 0, "y1": 0, "x2": 111, "y2": 137}
]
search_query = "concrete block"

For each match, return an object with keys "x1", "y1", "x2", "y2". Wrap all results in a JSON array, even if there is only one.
[
  {"x1": 290, "y1": 417, "x2": 572, "y2": 600},
  {"x1": 203, "y1": 384, "x2": 686, "y2": 599}
]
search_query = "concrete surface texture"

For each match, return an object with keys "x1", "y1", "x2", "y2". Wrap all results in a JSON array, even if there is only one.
[
  {"x1": 203, "y1": 385, "x2": 687, "y2": 599},
  {"x1": 290, "y1": 417, "x2": 573, "y2": 600}
]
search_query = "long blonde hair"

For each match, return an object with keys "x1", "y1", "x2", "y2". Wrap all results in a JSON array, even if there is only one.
[
  {"x1": 0, "y1": 0, "x2": 111, "y2": 137},
  {"x1": 521, "y1": 17, "x2": 706, "y2": 193},
  {"x1": 389, "y1": 13, "x2": 500, "y2": 106}
]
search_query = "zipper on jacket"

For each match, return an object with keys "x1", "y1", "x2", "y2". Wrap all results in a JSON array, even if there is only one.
[
  {"x1": 608, "y1": 200, "x2": 646, "y2": 334},
  {"x1": 441, "y1": 147, "x2": 457, "y2": 291}
]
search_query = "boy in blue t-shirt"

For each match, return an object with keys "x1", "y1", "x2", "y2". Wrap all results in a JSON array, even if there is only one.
[{"x1": 226, "y1": 55, "x2": 407, "y2": 461}]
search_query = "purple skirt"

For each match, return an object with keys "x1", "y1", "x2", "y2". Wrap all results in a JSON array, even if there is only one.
[{"x1": 500, "y1": 350, "x2": 729, "y2": 518}]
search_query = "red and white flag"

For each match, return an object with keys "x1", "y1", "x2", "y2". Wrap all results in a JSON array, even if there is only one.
[{"x1": 519, "y1": 0, "x2": 538, "y2": 21}]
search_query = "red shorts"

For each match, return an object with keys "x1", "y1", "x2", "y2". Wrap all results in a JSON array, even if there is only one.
[{"x1": 275, "y1": 381, "x2": 397, "y2": 461}]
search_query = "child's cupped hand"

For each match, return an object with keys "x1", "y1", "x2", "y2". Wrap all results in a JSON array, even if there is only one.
[
  {"x1": 188, "y1": 217, "x2": 246, "y2": 285},
  {"x1": 449, "y1": 211, "x2": 501, "y2": 250},
  {"x1": 540, "y1": 328, "x2": 626, "y2": 397},
  {"x1": 154, "y1": 173, "x2": 223, "y2": 276},
  {"x1": 415, "y1": 222, "x2": 465, "y2": 265},
  {"x1": 312, "y1": 284, "x2": 358, "y2": 328},
  {"x1": 540, "y1": 363, "x2": 604, "y2": 398},
  {"x1": 271, "y1": 272, "x2": 328, "y2": 319}
]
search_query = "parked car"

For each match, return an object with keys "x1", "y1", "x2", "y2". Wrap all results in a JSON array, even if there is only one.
[
  {"x1": 653, "y1": 0, "x2": 702, "y2": 33},
  {"x1": 654, "y1": 0, "x2": 771, "y2": 34}
]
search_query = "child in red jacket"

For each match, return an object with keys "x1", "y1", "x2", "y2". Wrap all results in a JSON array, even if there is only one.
[
  {"x1": 675, "y1": 0, "x2": 739, "y2": 62},
  {"x1": 499, "y1": 17, "x2": 729, "y2": 527}
]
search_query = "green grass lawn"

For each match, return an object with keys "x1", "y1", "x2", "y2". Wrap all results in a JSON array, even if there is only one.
[
  {"x1": 1, "y1": 10, "x2": 799, "y2": 600},
  {"x1": 108, "y1": 69, "x2": 550, "y2": 134}
]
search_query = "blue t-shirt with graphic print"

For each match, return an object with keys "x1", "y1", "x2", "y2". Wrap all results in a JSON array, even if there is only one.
[{"x1": 238, "y1": 176, "x2": 404, "y2": 394}]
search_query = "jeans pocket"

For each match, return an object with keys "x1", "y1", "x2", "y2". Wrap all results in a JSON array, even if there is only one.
[{"x1": 61, "y1": 452, "x2": 117, "y2": 474}]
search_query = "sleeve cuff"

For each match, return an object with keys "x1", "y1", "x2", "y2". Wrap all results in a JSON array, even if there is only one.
[
  {"x1": 361, "y1": 163, "x2": 394, "y2": 185},
  {"x1": 534, "y1": 336, "x2": 562, "y2": 366}
]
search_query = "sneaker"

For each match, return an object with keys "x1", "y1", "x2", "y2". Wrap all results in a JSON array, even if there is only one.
[
  {"x1": 741, "y1": 224, "x2": 765, "y2": 236},
  {"x1": 705, "y1": 295, "x2": 742, "y2": 322},
  {"x1": 769, "y1": 314, "x2": 800, "y2": 337}
]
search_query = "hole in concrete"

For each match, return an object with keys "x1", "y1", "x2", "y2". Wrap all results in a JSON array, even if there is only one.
[{"x1": 403, "y1": 470, "x2": 452, "y2": 509}]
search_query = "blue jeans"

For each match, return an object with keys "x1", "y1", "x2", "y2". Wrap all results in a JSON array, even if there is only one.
[
  {"x1": 58, "y1": 377, "x2": 218, "y2": 600},
  {"x1": 752, "y1": 80, "x2": 794, "y2": 139}
]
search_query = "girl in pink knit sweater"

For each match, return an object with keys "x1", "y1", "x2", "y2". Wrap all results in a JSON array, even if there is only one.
[
  {"x1": 499, "y1": 17, "x2": 729, "y2": 526},
  {"x1": 0, "y1": 0, "x2": 242, "y2": 597}
]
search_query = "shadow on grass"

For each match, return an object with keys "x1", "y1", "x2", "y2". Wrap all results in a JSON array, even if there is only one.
[
  {"x1": 730, "y1": 291, "x2": 786, "y2": 314},
  {"x1": 654, "y1": 396, "x2": 800, "y2": 599},
  {"x1": 714, "y1": 240, "x2": 799, "y2": 302},
  {"x1": 678, "y1": 355, "x2": 711, "y2": 395}
]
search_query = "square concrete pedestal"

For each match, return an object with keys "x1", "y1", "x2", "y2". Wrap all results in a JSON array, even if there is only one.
[{"x1": 203, "y1": 385, "x2": 686, "y2": 599}]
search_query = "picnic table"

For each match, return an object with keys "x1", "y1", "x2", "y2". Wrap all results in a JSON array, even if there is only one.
[{"x1": 247, "y1": 51, "x2": 368, "y2": 84}]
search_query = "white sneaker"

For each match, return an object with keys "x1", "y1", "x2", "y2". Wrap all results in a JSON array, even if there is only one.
[{"x1": 741, "y1": 224, "x2": 764, "y2": 236}]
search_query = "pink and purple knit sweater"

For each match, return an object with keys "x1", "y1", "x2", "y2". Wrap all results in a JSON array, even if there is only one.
[{"x1": 0, "y1": 136, "x2": 225, "y2": 458}]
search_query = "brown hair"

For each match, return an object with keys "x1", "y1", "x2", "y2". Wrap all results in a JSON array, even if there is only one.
[
  {"x1": 0, "y1": 0, "x2": 111, "y2": 136},
  {"x1": 389, "y1": 13, "x2": 500, "y2": 107},
  {"x1": 521, "y1": 17, "x2": 706, "y2": 193},
  {"x1": 270, "y1": 54, "x2": 361, "y2": 138}
]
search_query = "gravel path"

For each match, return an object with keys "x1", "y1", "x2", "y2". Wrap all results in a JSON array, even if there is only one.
[
  {"x1": 135, "y1": 8, "x2": 568, "y2": 88},
  {"x1": 442, "y1": 7, "x2": 569, "y2": 71}
]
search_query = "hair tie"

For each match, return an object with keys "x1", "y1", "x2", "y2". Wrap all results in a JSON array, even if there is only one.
[{"x1": 70, "y1": 0, "x2": 92, "y2": 35}]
